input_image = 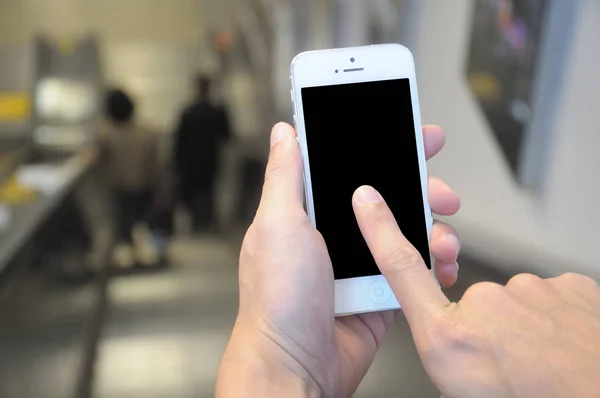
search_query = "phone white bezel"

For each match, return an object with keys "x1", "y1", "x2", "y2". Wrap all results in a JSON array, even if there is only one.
[{"x1": 290, "y1": 44, "x2": 434, "y2": 316}]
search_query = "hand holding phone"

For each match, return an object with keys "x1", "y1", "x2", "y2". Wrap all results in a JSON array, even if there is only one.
[
  {"x1": 218, "y1": 122, "x2": 600, "y2": 398},
  {"x1": 218, "y1": 45, "x2": 600, "y2": 398},
  {"x1": 217, "y1": 121, "x2": 461, "y2": 397}
]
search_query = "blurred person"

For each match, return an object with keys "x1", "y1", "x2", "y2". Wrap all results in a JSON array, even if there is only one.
[
  {"x1": 216, "y1": 123, "x2": 600, "y2": 397},
  {"x1": 103, "y1": 89, "x2": 159, "y2": 267},
  {"x1": 173, "y1": 75, "x2": 231, "y2": 232}
]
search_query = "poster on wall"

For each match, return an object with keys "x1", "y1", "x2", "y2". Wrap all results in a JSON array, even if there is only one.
[{"x1": 466, "y1": 0, "x2": 550, "y2": 178}]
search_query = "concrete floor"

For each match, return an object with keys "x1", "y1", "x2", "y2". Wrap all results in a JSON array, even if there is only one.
[
  {"x1": 0, "y1": 234, "x2": 508, "y2": 398},
  {"x1": 0, "y1": 265, "x2": 98, "y2": 398},
  {"x1": 94, "y1": 237, "x2": 239, "y2": 398}
]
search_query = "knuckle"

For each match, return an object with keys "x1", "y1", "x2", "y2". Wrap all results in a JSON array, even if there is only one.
[
  {"x1": 265, "y1": 157, "x2": 286, "y2": 180},
  {"x1": 385, "y1": 245, "x2": 424, "y2": 275},
  {"x1": 368, "y1": 204, "x2": 393, "y2": 227},
  {"x1": 463, "y1": 281, "x2": 506, "y2": 302},
  {"x1": 252, "y1": 207, "x2": 309, "y2": 237},
  {"x1": 507, "y1": 273, "x2": 544, "y2": 289},
  {"x1": 559, "y1": 273, "x2": 599, "y2": 290}
]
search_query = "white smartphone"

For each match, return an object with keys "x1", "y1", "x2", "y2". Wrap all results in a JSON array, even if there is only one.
[{"x1": 290, "y1": 44, "x2": 434, "y2": 316}]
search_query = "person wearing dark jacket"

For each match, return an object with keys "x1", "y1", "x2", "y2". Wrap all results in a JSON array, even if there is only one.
[{"x1": 174, "y1": 76, "x2": 231, "y2": 231}]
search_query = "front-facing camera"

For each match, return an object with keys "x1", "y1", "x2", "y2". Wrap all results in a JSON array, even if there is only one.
[{"x1": 350, "y1": 57, "x2": 356, "y2": 63}]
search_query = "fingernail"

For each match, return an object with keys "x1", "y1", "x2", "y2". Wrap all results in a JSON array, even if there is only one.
[
  {"x1": 356, "y1": 186, "x2": 383, "y2": 204},
  {"x1": 271, "y1": 123, "x2": 289, "y2": 147},
  {"x1": 444, "y1": 234, "x2": 460, "y2": 251}
]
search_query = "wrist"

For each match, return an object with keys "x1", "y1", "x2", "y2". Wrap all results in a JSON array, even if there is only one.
[{"x1": 217, "y1": 326, "x2": 322, "y2": 398}]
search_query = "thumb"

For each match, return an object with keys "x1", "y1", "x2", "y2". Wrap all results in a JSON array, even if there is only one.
[
  {"x1": 352, "y1": 186, "x2": 450, "y2": 328},
  {"x1": 257, "y1": 123, "x2": 305, "y2": 216}
]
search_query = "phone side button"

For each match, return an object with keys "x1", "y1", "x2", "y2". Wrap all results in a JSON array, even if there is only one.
[
  {"x1": 368, "y1": 281, "x2": 392, "y2": 304},
  {"x1": 293, "y1": 115, "x2": 299, "y2": 140}
]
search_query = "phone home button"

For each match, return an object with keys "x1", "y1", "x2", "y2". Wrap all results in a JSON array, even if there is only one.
[{"x1": 368, "y1": 281, "x2": 392, "y2": 304}]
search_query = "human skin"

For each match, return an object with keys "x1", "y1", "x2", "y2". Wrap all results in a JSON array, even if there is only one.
[{"x1": 216, "y1": 122, "x2": 461, "y2": 397}]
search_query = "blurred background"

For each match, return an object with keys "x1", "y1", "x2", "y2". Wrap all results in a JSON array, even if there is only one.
[{"x1": 0, "y1": 0, "x2": 597, "y2": 397}]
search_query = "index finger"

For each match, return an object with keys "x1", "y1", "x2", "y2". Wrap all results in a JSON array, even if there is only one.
[{"x1": 352, "y1": 186, "x2": 450, "y2": 328}]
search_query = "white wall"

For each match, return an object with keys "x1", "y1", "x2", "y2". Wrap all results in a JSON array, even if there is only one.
[{"x1": 410, "y1": 0, "x2": 600, "y2": 279}]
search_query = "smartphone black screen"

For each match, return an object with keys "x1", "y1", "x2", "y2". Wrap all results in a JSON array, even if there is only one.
[{"x1": 301, "y1": 79, "x2": 431, "y2": 280}]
